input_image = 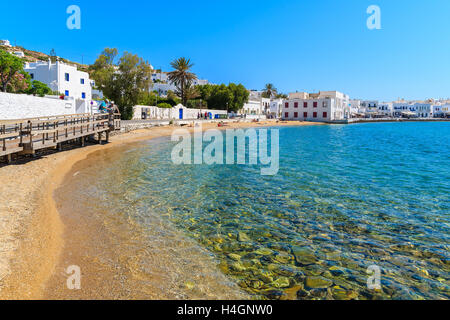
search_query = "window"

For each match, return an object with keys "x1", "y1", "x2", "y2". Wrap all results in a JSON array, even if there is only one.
[
  {"x1": 313, "y1": 102, "x2": 318, "y2": 108},
  {"x1": 294, "y1": 112, "x2": 298, "y2": 118},
  {"x1": 285, "y1": 112, "x2": 289, "y2": 118},
  {"x1": 303, "y1": 102, "x2": 308, "y2": 108},
  {"x1": 65, "y1": 90, "x2": 69, "y2": 96},
  {"x1": 303, "y1": 112, "x2": 308, "y2": 118},
  {"x1": 30, "y1": 73, "x2": 34, "y2": 79},
  {"x1": 323, "y1": 112, "x2": 328, "y2": 118},
  {"x1": 65, "y1": 73, "x2": 70, "y2": 81},
  {"x1": 323, "y1": 101, "x2": 328, "y2": 107},
  {"x1": 82, "y1": 92, "x2": 86, "y2": 99},
  {"x1": 80, "y1": 78, "x2": 85, "y2": 84},
  {"x1": 313, "y1": 112, "x2": 317, "y2": 118},
  {"x1": 285, "y1": 102, "x2": 289, "y2": 108},
  {"x1": 294, "y1": 102, "x2": 298, "y2": 108}
]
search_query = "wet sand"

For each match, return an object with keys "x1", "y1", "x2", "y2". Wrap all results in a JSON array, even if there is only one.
[{"x1": 0, "y1": 120, "x2": 321, "y2": 299}]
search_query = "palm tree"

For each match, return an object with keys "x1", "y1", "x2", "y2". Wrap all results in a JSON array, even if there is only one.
[
  {"x1": 276, "y1": 93, "x2": 288, "y2": 99},
  {"x1": 263, "y1": 83, "x2": 278, "y2": 99},
  {"x1": 184, "y1": 81, "x2": 200, "y2": 101},
  {"x1": 168, "y1": 57, "x2": 197, "y2": 105}
]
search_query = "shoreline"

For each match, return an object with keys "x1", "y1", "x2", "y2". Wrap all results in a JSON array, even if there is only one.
[{"x1": 0, "y1": 120, "x2": 319, "y2": 299}]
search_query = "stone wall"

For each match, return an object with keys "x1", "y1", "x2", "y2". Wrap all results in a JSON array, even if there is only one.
[{"x1": 0, "y1": 92, "x2": 76, "y2": 119}]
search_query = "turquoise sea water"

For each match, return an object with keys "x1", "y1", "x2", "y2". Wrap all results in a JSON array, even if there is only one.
[{"x1": 65, "y1": 122, "x2": 450, "y2": 299}]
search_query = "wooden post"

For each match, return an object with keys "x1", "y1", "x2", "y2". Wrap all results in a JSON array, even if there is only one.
[
  {"x1": 106, "y1": 131, "x2": 110, "y2": 143},
  {"x1": 29, "y1": 121, "x2": 33, "y2": 147},
  {"x1": 57, "y1": 143, "x2": 62, "y2": 151},
  {"x1": 19, "y1": 123, "x2": 23, "y2": 145},
  {"x1": 6, "y1": 154, "x2": 11, "y2": 164},
  {"x1": 98, "y1": 133, "x2": 102, "y2": 144}
]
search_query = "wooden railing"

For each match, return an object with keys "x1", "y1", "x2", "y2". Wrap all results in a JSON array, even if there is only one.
[{"x1": 0, "y1": 113, "x2": 120, "y2": 163}]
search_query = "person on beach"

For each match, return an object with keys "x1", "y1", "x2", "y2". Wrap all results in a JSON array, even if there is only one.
[{"x1": 99, "y1": 100, "x2": 109, "y2": 113}]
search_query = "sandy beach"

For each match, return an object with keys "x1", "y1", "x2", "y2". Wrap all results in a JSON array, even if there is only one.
[{"x1": 0, "y1": 120, "x2": 321, "y2": 299}]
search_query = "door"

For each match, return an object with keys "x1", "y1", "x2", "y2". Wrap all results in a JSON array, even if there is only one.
[{"x1": 179, "y1": 108, "x2": 183, "y2": 120}]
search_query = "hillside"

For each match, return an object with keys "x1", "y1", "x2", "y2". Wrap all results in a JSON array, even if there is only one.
[{"x1": 0, "y1": 44, "x2": 89, "y2": 72}]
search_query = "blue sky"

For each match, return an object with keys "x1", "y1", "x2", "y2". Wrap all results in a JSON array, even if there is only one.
[{"x1": 2, "y1": 0, "x2": 450, "y2": 101}]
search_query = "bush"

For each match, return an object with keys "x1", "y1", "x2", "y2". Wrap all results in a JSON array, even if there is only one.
[
  {"x1": 137, "y1": 91, "x2": 157, "y2": 106},
  {"x1": 27, "y1": 80, "x2": 52, "y2": 97},
  {"x1": 157, "y1": 103, "x2": 172, "y2": 109},
  {"x1": 187, "y1": 99, "x2": 206, "y2": 109}
]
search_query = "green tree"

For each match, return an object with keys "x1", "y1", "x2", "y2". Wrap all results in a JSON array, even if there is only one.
[
  {"x1": 198, "y1": 83, "x2": 249, "y2": 112},
  {"x1": 166, "y1": 90, "x2": 181, "y2": 105},
  {"x1": 262, "y1": 83, "x2": 277, "y2": 98},
  {"x1": 228, "y1": 83, "x2": 249, "y2": 113},
  {"x1": 27, "y1": 80, "x2": 53, "y2": 97},
  {"x1": 184, "y1": 81, "x2": 200, "y2": 102},
  {"x1": 167, "y1": 57, "x2": 197, "y2": 105},
  {"x1": 0, "y1": 50, "x2": 25, "y2": 92},
  {"x1": 90, "y1": 48, "x2": 152, "y2": 119},
  {"x1": 137, "y1": 91, "x2": 157, "y2": 106}
]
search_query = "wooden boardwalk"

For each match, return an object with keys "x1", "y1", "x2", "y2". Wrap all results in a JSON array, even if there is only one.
[{"x1": 0, "y1": 113, "x2": 121, "y2": 163}]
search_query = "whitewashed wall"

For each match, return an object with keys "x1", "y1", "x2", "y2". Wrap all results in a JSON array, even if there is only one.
[
  {"x1": 0, "y1": 92, "x2": 76, "y2": 120},
  {"x1": 133, "y1": 105, "x2": 228, "y2": 120}
]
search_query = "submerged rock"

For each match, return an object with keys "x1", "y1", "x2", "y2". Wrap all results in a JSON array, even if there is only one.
[
  {"x1": 292, "y1": 246, "x2": 318, "y2": 266},
  {"x1": 305, "y1": 276, "x2": 333, "y2": 289},
  {"x1": 228, "y1": 253, "x2": 241, "y2": 261},
  {"x1": 238, "y1": 232, "x2": 251, "y2": 242},
  {"x1": 271, "y1": 277, "x2": 291, "y2": 288},
  {"x1": 274, "y1": 252, "x2": 293, "y2": 264},
  {"x1": 281, "y1": 284, "x2": 304, "y2": 300},
  {"x1": 257, "y1": 270, "x2": 274, "y2": 283},
  {"x1": 331, "y1": 286, "x2": 359, "y2": 300},
  {"x1": 262, "y1": 289, "x2": 286, "y2": 300},
  {"x1": 329, "y1": 266, "x2": 345, "y2": 276},
  {"x1": 255, "y1": 247, "x2": 274, "y2": 256},
  {"x1": 230, "y1": 262, "x2": 246, "y2": 272}
]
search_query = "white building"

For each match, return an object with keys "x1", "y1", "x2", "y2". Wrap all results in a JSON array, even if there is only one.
[
  {"x1": 349, "y1": 99, "x2": 362, "y2": 116},
  {"x1": 261, "y1": 98, "x2": 271, "y2": 114},
  {"x1": 249, "y1": 90, "x2": 264, "y2": 100},
  {"x1": 151, "y1": 71, "x2": 209, "y2": 96},
  {"x1": 441, "y1": 105, "x2": 450, "y2": 118},
  {"x1": 241, "y1": 98, "x2": 263, "y2": 115},
  {"x1": 414, "y1": 103, "x2": 433, "y2": 118},
  {"x1": 433, "y1": 105, "x2": 444, "y2": 118},
  {"x1": 151, "y1": 71, "x2": 169, "y2": 83},
  {"x1": 282, "y1": 91, "x2": 350, "y2": 122},
  {"x1": 152, "y1": 82, "x2": 177, "y2": 96},
  {"x1": 269, "y1": 99, "x2": 283, "y2": 118},
  {"x1": 377, "y1": 102, "x2": 393, "y2": 117},
  {"x1": 0, "y1": 40, "x2": 11, "y2": 47},
  {"x1": 24, "y1": 60, "x2": 92, "y2": 101},
  {"x1": 13, "y1": 51, "x2": 25, "y2": 58},
  {"x1": 393, "y1": 102, "x2": 414, "y2": 117}
]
